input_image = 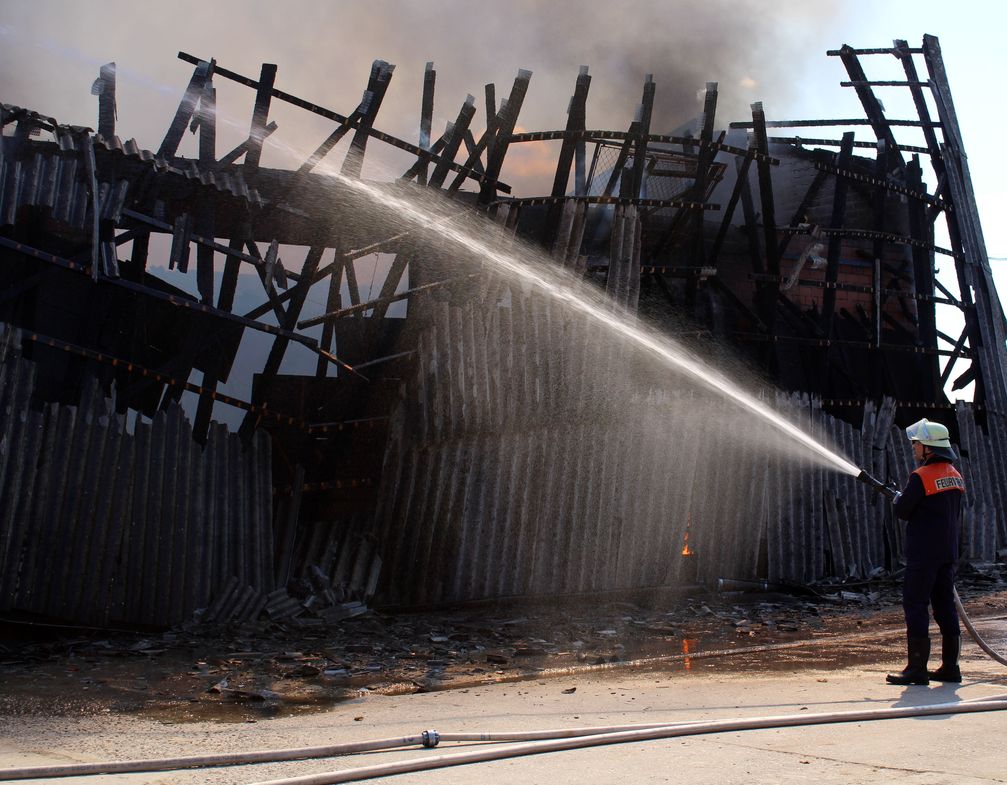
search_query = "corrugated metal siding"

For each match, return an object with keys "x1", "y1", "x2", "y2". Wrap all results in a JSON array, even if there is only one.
[
  {"x1": 373, "y1": 294, "x2": 1003, "y2": 607},
  {"x1": 0, "y1": 326, "x2": 274, "y2": 626}
]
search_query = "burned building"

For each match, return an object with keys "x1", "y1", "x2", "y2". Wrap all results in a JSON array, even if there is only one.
[{"x1": 1, "y1": 36, "x2": 1005, "y2": 626}]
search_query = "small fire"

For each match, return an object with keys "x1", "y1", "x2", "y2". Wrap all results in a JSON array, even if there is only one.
[
  {"x1": 681, "y1": 529, "x2": 693, "y2": 557},
  {"x1": 682, "y1": 638, "x2": 696, "y2": 672}
]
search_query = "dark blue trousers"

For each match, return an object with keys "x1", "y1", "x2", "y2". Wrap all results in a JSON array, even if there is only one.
[{"x1": 902, "y1": 563, "x2": 959, "y2": 639}]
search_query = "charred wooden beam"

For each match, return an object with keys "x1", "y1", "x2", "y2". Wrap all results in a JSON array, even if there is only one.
[
  {"x1": 157, "y1": 59, "x2": 214, "y2": 159},
  {"x1": 245, "y1": 62, "x2": 278, "y2": 172},
  {"x1": 369, "y1": 253, "x2": 412, "y2": 320},
  {"x1": 814, "y1": 161, "x2": 947, "y2": 209},
  {"x1": 0, "y1": 236, "x2": 317, "y2": 350},
  {"x1": 542, "y1": 67, "x2": 591, "y2": 245},
  {"x1": 776, "y1": 166, "x2": 828, "y2": 261},
  {"x1": 840, "y1": 79, "x2": 930, "y2": 87},
  {"x1": 461, "y1": 130, "x2": 485, "y2": 173},
  {"x1": 938, "y1": 326, "x2": 970, "y2": 388},
  {"x1": 751, "y1": 102, "x2": 780, "y2": 352},
  {"x1": 729, "y1": 118, "x2": 939, "y2": 129},
  {"x1": 82, "y1": 134, "x2": 102, "y2": 281},
  {"x1": 93, "y1": 62, "x2": 116, "y2": 138},
  {"x1": 341, "y1": 61, "x2": 395, "y2": 180},
  {"x1": 178, "y1": 51, "x2": 504, "y2": 192},
  {"x1": 508, "y1": 130, "x2": 779, "y2": 165},
  {"x1": 195, "y1": 83, "x2": 216, "y2": 305},
  {"x1": 479, "y1": 69, "x2": 531, "y2": 204},
  {"x1": 905, "y1": 155, "x2": 941, "y2": 396},
  {"x1": 430, "y1": 96, "x2": 476, "y2": 189},
  {"x1": 315, "y1": 252, "x2": 344, "y2": 378},
  {"x1": 401, "y1": 134, "x2": 446, "y2": 182},
  {"x1": 299, "y1": 273, "x2": 480, "y2": 328},
  {"x1": 750, "y1": 274, "x2": 959, "y2": 306},
  {"x1": 836, "y1": 45, "x2": 906, "y2": 176},
  {"x1": 820, "y1": 132, "x2": 855, "y2": 335},
  {"x1": 20, "y1": 329, "x2": 309, "y2": 430},
  {"x1": 733, "y1": 331, "x2": 969, "y2": 357},
  {"x1": 707, "y1": 147, "x2": 755, "y2": 272},
  {"x1": 216, "y1": 122, "x2": 277, "y2": 168},
  {"x1": 827, "y1": 46, "x2": 924, "y2": 55},
  {"x1": 499, "y1": 195, "x2": 716, "y2": 210},
  {"x1": 772, "y1": 224, "x2": 957, "y2": 258},
  {"x1": 871, "y1": 140, "x2": 888, "y2": 350},
  {"x1": 629, "y1": 75, "x2": 656, "y2": 198},
  {"x1": 601, "y1": 136, "x2": 633, "y2": 198},
  {"x1": 768, "y1": 136, "x2": 931, "y2": 155},
  {"x1": 120, "y1": 209, "x2": 302, "y2": 284},
  {"x1": 688, "y1": 82, "x2": 719, "y2": 269},
  {"x1": 737, "y1": 151, "x2": 765, "y2": 277},
  {"x1": 208, "y1": 60, "x2": 279, "y2": 369},
  {"x1": 417, "y1": 62, "x2": 436, "y2": 185}
]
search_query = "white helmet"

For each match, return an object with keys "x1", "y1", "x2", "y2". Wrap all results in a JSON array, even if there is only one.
[{"x1": 906, "y1": 418, "x2": 956, "y2": 459}]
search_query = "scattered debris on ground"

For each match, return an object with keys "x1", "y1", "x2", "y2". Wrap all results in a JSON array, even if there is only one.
[{"x1": 1, "y1": 566, "x2": 1004, "y2": 722}]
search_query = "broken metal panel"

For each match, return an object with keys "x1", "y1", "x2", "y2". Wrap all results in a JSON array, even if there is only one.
[
  {"x1": 0, "y1": 327, "x2": 274, "y2": 626},
  {"x1": 371, "y1": 289, "x2": 999, "y2": 606}
]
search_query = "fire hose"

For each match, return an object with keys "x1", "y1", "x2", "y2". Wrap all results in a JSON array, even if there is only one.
[{"x1": 1, "y1": 698, "x2": 1006, "y2": 782}]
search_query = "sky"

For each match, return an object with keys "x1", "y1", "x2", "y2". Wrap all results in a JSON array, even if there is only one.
[{"x1": 1, "y1": 0, "x2": 1005, "y2": 402}]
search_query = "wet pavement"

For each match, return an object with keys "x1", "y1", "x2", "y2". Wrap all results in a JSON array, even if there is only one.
[{"x1": 1, "y1": 571, "x2": 1005, "y2": 726}]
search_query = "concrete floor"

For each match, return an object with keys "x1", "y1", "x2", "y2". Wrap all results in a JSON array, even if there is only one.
[{"x1": 1, "y1": 619, "x2": 1006, "y2": 785}]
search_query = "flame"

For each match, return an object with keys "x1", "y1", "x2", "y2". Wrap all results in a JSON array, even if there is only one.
[
  {"x1": 682, "y1": 638, "x2": 696, "y2": 672},
  {"x1": 681, "y1": 529, "x2": 693, "y2": 557}
]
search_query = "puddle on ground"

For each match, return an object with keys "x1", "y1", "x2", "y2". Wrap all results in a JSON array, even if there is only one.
[{"x1": 2, "y1": 608, "x2": 1002, "y2": 724}]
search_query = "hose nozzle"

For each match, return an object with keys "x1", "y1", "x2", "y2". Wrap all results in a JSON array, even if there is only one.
[{"x1": 856, "y1": 469, "x2": 898, "y2": 501}]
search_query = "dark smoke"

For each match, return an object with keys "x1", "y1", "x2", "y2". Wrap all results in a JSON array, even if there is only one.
[{"x1": 1, "y1": 0, "x2": 843, "y2": 180}]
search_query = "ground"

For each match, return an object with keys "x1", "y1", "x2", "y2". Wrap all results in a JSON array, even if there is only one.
[{"x1": 1, "y1": 576, "x2": 1006, "y2": 784}]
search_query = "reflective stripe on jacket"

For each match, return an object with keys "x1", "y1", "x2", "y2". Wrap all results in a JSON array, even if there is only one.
[{"x1": 912, "y1": 462, "x2": 966, "y2": 496}]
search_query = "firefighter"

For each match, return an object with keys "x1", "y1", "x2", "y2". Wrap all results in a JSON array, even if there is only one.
[{"x1": 887, "y1": 418, "x2": 966, "y2": 686}]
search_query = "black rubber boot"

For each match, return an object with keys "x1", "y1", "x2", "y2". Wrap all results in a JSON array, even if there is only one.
[
  {"x1": 929, "y1": 635, "x2": 962, "y2": 682},
  {"x1": 886, "y1": 637, "x2": 930, "y2": 685}
]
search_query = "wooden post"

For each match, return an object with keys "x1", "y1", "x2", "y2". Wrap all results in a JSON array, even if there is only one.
[
  {"x1": 708, "y1": 148, "x2": 755, "y2": 273},
  {"x1": 821, "y1": 132, "x2": 855, "y2": 336},
  {"x1": 244, "y1": 63, "x2": 277, "y2": 172},
  {"x1": 429, "y1": 96, "x2": 476, "y2": 189},
  {"x1": 157, "y1": 60, "x2": 213, "y2": 159},
  {"x1": 94, "y1": 62, "x2": 116, "y2": 138},
  {"x1": 906, "y1": 156, "x2": 941, "y2": 398},
  {"x1": 315, "y1": 252, "x2": 345, "y2": 377},
  {"x1": 341, "y1": 61, "x2": 394, "y2": 179},
  {"x1": 629, "y1": 75, "x2": 656, "y2": 198},
  {"x1": 479, "y1": 69, "x2": 531, "y2": 204},
  {"x1": 195, "y1": 82, "x2": 216, "y2": 306},
  {"x1": 417, "y1": 62, "x2": 435, "y2": 186},
  {"x1": 689, "y1": 82, "x2": 719, "y2": 265},
  {"x1": 542, "y1": 67, "x2": 591, "y2": 245},
  {"x1": 751, "y1": 102, "x2": 781, "y2": 361}
]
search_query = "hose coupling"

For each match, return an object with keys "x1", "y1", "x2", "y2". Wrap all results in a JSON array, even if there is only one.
[{"x1": 421, "y1": 729, "x2": 440, "y2": 748}]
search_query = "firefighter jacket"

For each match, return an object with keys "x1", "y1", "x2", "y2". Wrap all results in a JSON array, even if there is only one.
[{"x1": 893, "y1": 457, "x2": 965, "y2": 567}]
